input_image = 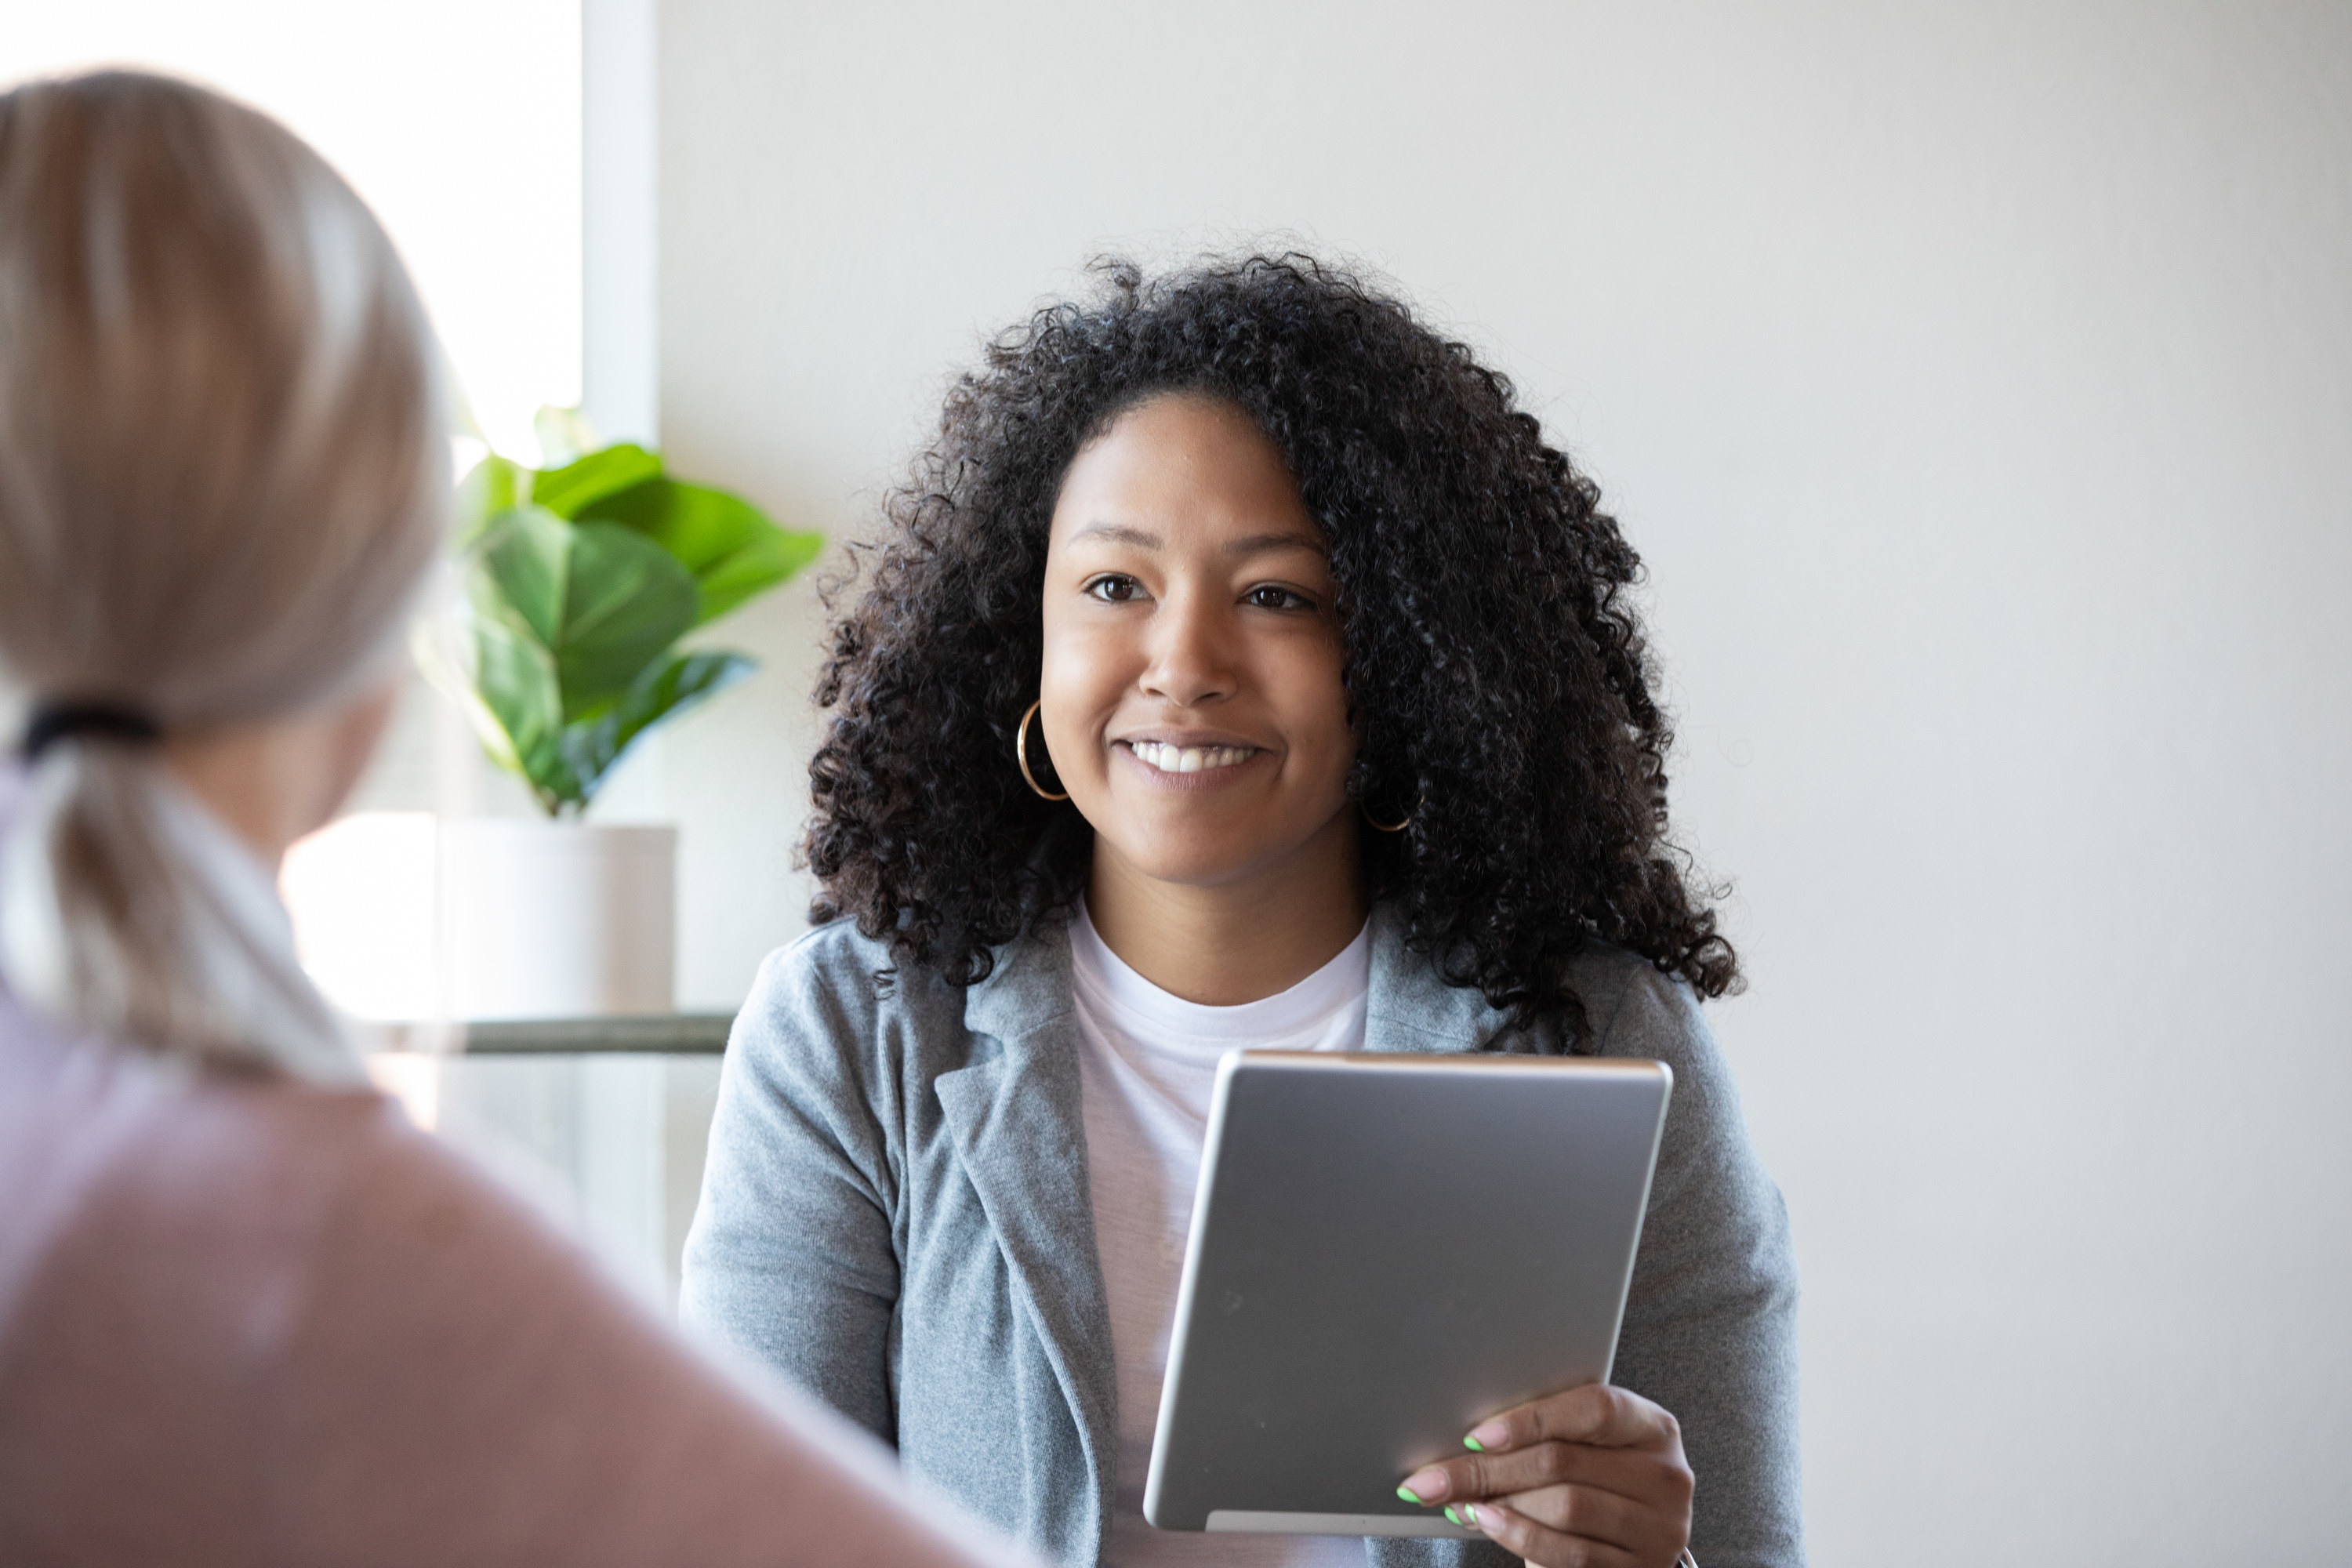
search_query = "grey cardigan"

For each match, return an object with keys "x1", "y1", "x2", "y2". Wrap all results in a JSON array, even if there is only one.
[{"x1": 681, "y1": 907, "x2": 1803, "y2": 1568}]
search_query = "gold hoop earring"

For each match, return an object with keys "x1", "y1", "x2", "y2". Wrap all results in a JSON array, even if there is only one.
[
  {"x1": 1361, "y1": 791, "x2": 1418, "y2": 833},
  {"x1": 1016, "y1": 699, "x2": 1069, "y2": 801}
]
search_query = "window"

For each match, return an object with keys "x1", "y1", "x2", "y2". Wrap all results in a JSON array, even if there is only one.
[{"x1": 2, "y1": 2, "x2": 584, "y2": 459}]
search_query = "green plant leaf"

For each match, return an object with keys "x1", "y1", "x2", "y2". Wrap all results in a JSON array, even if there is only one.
[
  {"x1": 531, "y1": 443, "x2": 662, "y2": 521},
  {"x1": 471, "y1": 615, "x2": 582, "y2": 812},
  {"x1": 698, "y1": 523, "x2": 825, "y2": 623},
  {"x1": 455, "y1": 455, "x2": 528, "y2": 547},
  {"x1": 559, "y1": 649, "x2": 754, "y2": 802},
  {"x1": 553, "y1": 521, "x2": 699, "y2": 717},
  {"x1": 414, "y1": 612, "x2": 578, "y2": 812},
  {"x1": 465, "y1": 507, "x2": 699, "y2": 793},
  {"x1": 576, "y1": 477, "x2": 822, "y2": 625},
  {"x1": 576, "y1": 477, "x2": 757, "y2": 574},
  {"x1": 472, "y1": 504, "x2": 570, "y2": 648},
  {"x1": 452, "y1": 438, "x2": 815, "y2": 815}
]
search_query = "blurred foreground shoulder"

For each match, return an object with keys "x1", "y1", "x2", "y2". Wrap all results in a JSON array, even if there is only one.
[
  {"x1": 0, "y1": 1051, "x2": 1033, "y2": 1568},
  {"x1": 299, "y1": 1082, "x2": 1036, "y2": 1568}
]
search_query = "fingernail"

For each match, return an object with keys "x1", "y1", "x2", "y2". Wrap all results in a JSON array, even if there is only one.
[
  {"x1": 1443, "y1": 1506, "x2": 1465, "y2": 1526},
  {"x1": 1399, "y1": 1468, "x2": 1447, "y2": 1503},
  {"x1": 1468, "y1": 1503, "x2": 1497, "y2": 1532},
  {"x1": 1465, "y1": 1421, "x2": 1508, "y2": 1450}
]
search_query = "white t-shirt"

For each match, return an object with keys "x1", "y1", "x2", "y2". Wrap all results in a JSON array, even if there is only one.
[{"x1": 1069, "y1": 901, "x2": 1371, "y2": 1568}]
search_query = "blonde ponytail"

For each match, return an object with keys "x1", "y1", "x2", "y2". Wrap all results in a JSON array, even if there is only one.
[{"x1": 0, "y1": 72, "x2": 446, "y2": 1075}]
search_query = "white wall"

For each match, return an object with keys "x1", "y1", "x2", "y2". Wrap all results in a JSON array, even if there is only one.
[{"x1": 653, "y1": 2, "x2": 2352, "y2": 1560}]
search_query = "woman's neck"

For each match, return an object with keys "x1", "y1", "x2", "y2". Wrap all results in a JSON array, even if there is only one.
[
  {"x1": 1083, "y1": 811, "x2": 1368, "y2": 1006},
  {"x1": 162, "y1": 677, "x2": 401, "y2": 869}
]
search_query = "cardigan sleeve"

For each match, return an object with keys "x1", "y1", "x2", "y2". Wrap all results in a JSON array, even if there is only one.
[
  {"x1": 680, "y1": 931, "x2": 906, "y2": 1444},
  {"x1": 1589, "y1": 956, "x2": 1806, "y2": 1568}
]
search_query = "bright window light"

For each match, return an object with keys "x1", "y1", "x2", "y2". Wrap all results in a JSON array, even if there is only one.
[
  {"x1": 281, "y1": 812, "x2": 441, "y2": 1022},
  {"x1": 0, "y1": 2, "x2": 583, "y2": 460}
]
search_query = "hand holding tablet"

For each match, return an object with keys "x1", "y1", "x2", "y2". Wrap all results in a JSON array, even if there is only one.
[{"x1": 1396, "y1": 1383, "x2": 1695, "y2": 1567}]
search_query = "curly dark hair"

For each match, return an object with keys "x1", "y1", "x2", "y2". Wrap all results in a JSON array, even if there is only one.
[{"x1": 805, "y1": 253, "x2": 1737, "y2": 1044}]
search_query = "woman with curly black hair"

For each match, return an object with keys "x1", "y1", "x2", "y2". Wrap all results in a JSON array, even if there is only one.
[{"x1": 683, "y1": 256, "x2": 1801, "y2": 1568}]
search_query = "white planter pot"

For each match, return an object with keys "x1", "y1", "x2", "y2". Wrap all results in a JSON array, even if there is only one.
[{"x1": 436, "y1": 820, "x2": 676, "y2": 1020}]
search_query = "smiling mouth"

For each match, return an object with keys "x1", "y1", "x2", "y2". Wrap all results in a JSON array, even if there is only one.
[{"x1": 1122, "y1": 739, "x2": 1259, "y2": 775}]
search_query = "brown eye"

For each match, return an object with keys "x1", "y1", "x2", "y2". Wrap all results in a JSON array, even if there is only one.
[
  {"x1": 1087, "y1": 575, "x2": 1144, "y2": 603},
  {"x1": 1245, "y1": 585, "x2": 1312, "y2": 611}
]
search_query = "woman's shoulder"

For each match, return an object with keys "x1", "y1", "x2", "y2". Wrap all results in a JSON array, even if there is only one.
[
  {"x1": 1555, "y1": 939, "x2": 1755, "y2": 1129},
  {"x1": 1560, "y1": 940, "x2": 1769, "y2": 1189},
  {"x1": 1558, "y1": 938, "x2": 1714, "y2": 1059},
  {"x1": 749, "y1": 915, "x2": 894, "y2": 1007},
  {"x1": 743, "y1": 915, "x2": 974, "y2": 1025},
  {"x1": 731, "y1": 916, "x2": 979, "y2": 1089}
]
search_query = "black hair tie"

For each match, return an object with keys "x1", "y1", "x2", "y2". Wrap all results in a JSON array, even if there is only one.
[{"x1": 18, "y1": 701, "x2": 164, "y2": 761}]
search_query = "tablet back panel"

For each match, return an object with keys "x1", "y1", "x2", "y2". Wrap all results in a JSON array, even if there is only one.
[{"x1": 1142, "y1": 1051, "x2": 1671, "y2": 1535}]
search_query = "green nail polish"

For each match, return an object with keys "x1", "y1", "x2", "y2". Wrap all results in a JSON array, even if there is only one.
[
  {"x1": 1443, "y1": 1506, "x2": 1464, "y2": 1526},
  {"x1": 1462, "y1": 1436, "x2": 1484, "y2": 1451},
  {"x1": 1396, "y1": 1485, "x2": 1421, "y2": 1504}
]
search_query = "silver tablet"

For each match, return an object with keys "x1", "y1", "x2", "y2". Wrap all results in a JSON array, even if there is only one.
[{"x1": 1142, "y1": 1050, "x2": 1672, "y2": 1537}]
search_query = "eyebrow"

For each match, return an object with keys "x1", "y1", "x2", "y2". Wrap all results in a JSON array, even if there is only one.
[{"x1": 1068, "y1": 521, "x2": 1329, "y2": 560}]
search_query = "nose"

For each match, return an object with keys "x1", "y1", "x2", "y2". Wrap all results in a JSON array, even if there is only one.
[{"x1": 1138, "y1": 584, "x2": 1238, "y2": 708}]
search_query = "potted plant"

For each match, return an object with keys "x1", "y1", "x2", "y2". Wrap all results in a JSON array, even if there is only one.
[{"x1": 426, "y1": 412, "x2": 820, "y2": 1019}]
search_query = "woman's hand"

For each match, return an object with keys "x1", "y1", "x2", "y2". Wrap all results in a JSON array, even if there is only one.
[{"x1": 1395, "y1": 1384, "x2": 1693, "y2": 1567}]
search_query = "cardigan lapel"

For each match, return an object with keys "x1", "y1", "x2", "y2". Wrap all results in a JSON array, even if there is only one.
[{"x1": 935, "y1": 924, "x2": 1118, "y2": 1546}]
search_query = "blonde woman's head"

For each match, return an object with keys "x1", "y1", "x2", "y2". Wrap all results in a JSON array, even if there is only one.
[{"x1": 0, "y1": 71, "x2": 447, "y2": 1070}]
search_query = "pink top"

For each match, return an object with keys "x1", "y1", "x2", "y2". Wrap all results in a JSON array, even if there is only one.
[{"x1": 0, "y1": 945, "x2": 1030, "y2": 1566}]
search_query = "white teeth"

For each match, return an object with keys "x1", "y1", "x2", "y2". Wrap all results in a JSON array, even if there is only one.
[{"x1": 1129, "y1": 740, "x2": 1253, "y2": 775}]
